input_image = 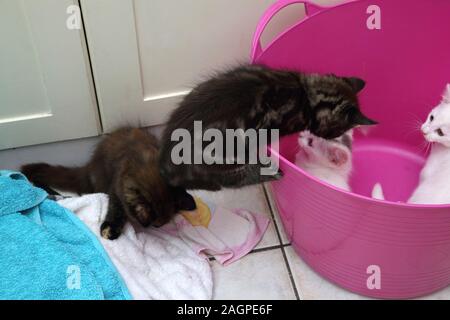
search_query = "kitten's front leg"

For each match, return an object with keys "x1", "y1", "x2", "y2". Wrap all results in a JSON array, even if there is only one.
[
  {"x1": 100, "y1": 192, "x2": 127, "y2": 240},
  {"x1": 220, "y1": 164, "x2": 283, "y2": 188},
  {"x1": 247, "y1": 165, "x2": 284, "y2": 184},
  {"x1": 260, "y1": 168, "x2": 284, "y2": 182}
]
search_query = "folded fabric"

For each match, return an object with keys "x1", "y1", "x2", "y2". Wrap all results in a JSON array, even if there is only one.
[
  {"x1": 172, "y1": 198, "x2": 270, "y2": 266},
  {"x1": 0, "y1": 170, "x2": 131, "y2": 300},
  {"x1": 58, "y1": 193, "x2": 212, "y2": 300}
]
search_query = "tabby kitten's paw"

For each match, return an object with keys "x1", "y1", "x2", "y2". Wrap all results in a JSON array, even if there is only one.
[
  {"x1": 268, "y1": 169, "x2": 284, "y2": 181},
  {"x1": 258, "y1": 168, "x2": 284, "y2": 184},
  {"x1": 100, "y1": 222, "x2": 122, "y2": 240},
  {"x1": 274, "y1": 169, "x2": 284, "y2": 179}
]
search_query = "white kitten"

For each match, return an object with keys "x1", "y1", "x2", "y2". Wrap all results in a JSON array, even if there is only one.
[
  {"x1": 409, "y1": 84, "x2": 450, "y2": 204},
  {"x1": 295, "y1": 130, "x2": 353, "y2": 191}
]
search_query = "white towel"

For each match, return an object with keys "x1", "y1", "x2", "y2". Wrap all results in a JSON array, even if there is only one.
[{"x1": 57, "y1": 194, "x2": 212, "y2": 300}]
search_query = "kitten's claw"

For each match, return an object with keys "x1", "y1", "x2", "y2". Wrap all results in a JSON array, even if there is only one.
[
  {"x1": 263, "y1": 169, "x2": 284, "y2": 181},
  {"x1": 100, "y1": 222, "x2": 121, "y2": 240},
  {"x1": 275, "y1": 169, "x2": 284, "y2": 179}
]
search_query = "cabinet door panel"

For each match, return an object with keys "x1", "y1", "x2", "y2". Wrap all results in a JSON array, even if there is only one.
[
  {"x1": 82, "y1": 0, "x2": 309, "y2": 132},
  {"x1": 0, "y1": 0, "x2": 99, "y2": 150}
]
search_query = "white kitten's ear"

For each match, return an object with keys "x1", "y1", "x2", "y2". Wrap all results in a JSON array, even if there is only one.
[
  {"x1": 444, "y1": 84, "x2": 450, "y2": 103},
  {"x1": 327, "y1": 146, "x2": 349, "y2": 166}
]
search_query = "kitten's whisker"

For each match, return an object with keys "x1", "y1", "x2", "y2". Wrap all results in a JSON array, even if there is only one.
[
  {"x1": 418, "y1": 140, "x2": 429, "y2": 154},
  {"x1": 425, "y1": 141, "x2": 432, "y2": 155},
  {"x1": 401, "y1": 118, "x2": 423, "y2": 139},
  {"x1": 406, "y1": 112, "x2": 423, "y2": 123},
  {"x1": 418, "y1": 140, "x2": 432, "y2": 156},
  {"x1": 401, "y1": 113, "x2": 423, "y2": 133}
]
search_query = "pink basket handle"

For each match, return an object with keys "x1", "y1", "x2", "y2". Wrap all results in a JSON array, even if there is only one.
[{"x1": 251, "y1": 0, "x2": 327, "y2": 61}]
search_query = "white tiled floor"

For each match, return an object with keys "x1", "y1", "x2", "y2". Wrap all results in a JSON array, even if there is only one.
[
  {"x1": 191, "y1": 184, "x2": 297, "y2": 300},
  {"x1": 205, "y1": 183, "x2": 450, "y2": 300},
  {"x1": 263, "y1": 183, "x2": 290, "y2": 246},
  {"x1": 211, "y1": 249, "x2": 296, "y2": 300},
  {"x1": 284, "y1": 246, "x2": 367, "y2": 300}
]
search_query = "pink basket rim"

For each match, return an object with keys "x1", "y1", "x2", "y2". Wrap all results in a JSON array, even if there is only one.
[
  {"x1": 251, "y1": 0, "x2": 360, "y2": 62},
  {"x1": 269, "y1": 145, "x2": 450, "y2": 209}
]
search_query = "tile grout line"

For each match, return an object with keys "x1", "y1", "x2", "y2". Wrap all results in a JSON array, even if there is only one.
[
  {"x1": 250, "y1": 243, "x2": 291, "y2": 254},
  {"x1": 261, "y1": 184, "x2": 284, "y2": 244},
  {"x1": 209, "y1": 243, "x2": 291, "y2": 261},
  {"x1": 262, "y1": 184, "x2": 301, "y2": 300}
]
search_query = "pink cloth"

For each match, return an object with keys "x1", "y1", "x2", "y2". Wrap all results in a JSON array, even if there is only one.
[{"x1": 169, "y1": 204, "x2": 270, "y2": 266}]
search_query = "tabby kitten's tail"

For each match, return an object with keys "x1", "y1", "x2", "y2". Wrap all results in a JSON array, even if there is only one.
[{"x1": 21, "y1": 163, "x2": 92, "y2": 195}]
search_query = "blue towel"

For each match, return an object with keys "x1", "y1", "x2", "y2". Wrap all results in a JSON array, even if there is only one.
[{"x1": 0, "y1": 170, "x2": 131, "y2": 300}]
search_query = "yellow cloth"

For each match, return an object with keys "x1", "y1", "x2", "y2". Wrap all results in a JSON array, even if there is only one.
[{"x1": 180, "y1": 197, "x2": 212, "y2": 228}]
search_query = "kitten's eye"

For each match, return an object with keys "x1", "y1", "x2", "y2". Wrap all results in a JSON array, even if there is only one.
[
  {"x1": 308, "y1": 138, "x2": 313, "y2": 147},
  {"x1": 430, "y1": 115, "x2": 434, "y2": 122},
  {"x1": 436, "y1": 128, "x2": 444, "y2": 136}
]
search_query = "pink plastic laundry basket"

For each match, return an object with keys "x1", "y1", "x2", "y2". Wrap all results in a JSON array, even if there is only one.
[{"x1": 252, "y1": 0, "x2": 450, "y2": 299}]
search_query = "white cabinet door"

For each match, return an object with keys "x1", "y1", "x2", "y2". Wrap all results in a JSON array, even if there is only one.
[
  {"x1": 81, "y1": 0, "x2": 311, "y2": 132},
  {"x1": 0, "y1": 0, "x2": 100, "y2": 150}
]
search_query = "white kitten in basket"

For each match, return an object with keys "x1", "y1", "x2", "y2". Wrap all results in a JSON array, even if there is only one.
[
  {"x1": 372, "y1": 84, "x2": 450, "y2": 204},
  {"x1": 295, "y1": 130, "x2": 353, "y2": 191},
  {"x1": 408, "y1": 84, "x2": 450, "y2": 204}
]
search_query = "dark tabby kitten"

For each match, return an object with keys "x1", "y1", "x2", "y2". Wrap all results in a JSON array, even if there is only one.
[
  {"x1": 21, "y1": 127, "x2": 196, "y2": 240},
  {"x1": 160, "y1": 64, "x2": 376, "y2": 191}
]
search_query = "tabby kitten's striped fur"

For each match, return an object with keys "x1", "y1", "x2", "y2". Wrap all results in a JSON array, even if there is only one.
[{"x1": 160, "y1": 64, "x2": 376, "y2": 191}]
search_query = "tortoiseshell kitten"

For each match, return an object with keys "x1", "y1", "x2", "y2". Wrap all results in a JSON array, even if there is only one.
[
  {"x1": 21, "y1": 128, "x2": 196, "y2": 240},
  {"x1": 160, "y1": 64, "x2": 376, "y2": 191}
]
